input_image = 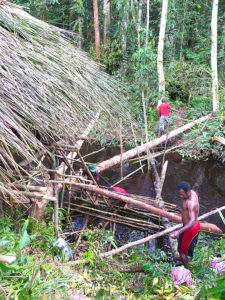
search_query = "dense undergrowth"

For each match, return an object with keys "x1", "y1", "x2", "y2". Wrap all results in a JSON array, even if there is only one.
[{"x1": 1, "y1": 212, "x2": 225, "y2": 299}]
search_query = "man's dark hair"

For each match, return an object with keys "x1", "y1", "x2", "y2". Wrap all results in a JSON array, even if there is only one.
[
  {"x1": 177, "y1": 181, "x2": 191, "y2": 194},
  {"x1": 161, "y1": 98, "x2": 166, "y2": 103}
]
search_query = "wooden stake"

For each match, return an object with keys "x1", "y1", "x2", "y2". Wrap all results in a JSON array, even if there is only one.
[{"x1": 155, "y1": 160, "x2": 168, "y2": 206}]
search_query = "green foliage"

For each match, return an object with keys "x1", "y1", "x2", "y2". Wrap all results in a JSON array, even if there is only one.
[
  {"x1": 179, "y1": 113, "x2": 225, "y2": 160},
  {"x1": 18, "y1": 219, "x2": 30, "y2": 250},
  {"x1": 1, "y1": 215, "x2": 225, "y2": 299},
  {"x1": 166, "y1": 60, "x2": 211, "y2": 103}
]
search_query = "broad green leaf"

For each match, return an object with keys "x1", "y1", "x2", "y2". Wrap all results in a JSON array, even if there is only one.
[{"x1": 19, "y1": 220, "x2": 30, "y2": 250}]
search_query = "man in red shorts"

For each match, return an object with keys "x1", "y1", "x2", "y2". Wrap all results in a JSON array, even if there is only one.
[
  {"x1": 158, "y1": 98, "x2": 179, "y2": 137},
  {"x1": 170, "y1": 181, "x2": 200, "y2": 269}
]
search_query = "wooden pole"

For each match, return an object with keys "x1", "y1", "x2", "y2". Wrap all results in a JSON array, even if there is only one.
[
  {"x1": 120, "y1": 118, "x2": 123, "y2": 179},
  {"x1": 57, "y1": 182, "x2": 222, "y2": 234},
  {"x1": 69, "y1": 205, "x2": 225, "y2": 265},
  {"x1": 97, "y1": 114, "x2": 211, "y2": 173},
  {"x1": 211, "y1": 136, "x2": 225, "y2": 146},
  {"x1": 155, "y1": 160, "x2": 168, "y2": 206}
]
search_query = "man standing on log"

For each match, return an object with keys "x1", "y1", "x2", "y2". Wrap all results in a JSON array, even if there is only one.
[
  {"x1": 171, "y1": 181, "x2": 200, "y2": 269},
  {"x1": 158, "y1": 98, "x2": 179, "y2": 137}
]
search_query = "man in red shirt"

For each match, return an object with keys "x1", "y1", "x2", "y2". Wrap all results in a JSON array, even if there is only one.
[{"x1": 158, "y1": 98, "x2": 179, "y2": 137}]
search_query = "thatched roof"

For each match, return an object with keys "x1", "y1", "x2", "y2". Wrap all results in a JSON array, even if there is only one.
[{"x1": 0, "y1": 2, "x2": 131, "y2": 184}]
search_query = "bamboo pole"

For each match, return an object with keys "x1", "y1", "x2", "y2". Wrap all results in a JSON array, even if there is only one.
[
  {"x1": 120, "y1": 118, "x2": 123, "y2": 179},
  {"x1": 69, "y1": 205, "x2": 225, "y2": 265},
  {"x1": 142, "y1": 90, "x2": 151, "y2": 170},
  {"x1": 57, "y1": 182, "x2": 222, "y2": 234},
  {"x1": 0, "y1": 190, "x2": 57, "y2": 202},
  {"x1": 97, "y1": 114, "x2": 211, "y2": 173},
  {"x1": 155, "y1": 160, "x2": 168, "y2": 206},
  {"x1": 112, "y1": 164, "x2": 146, "y2": 187},
  {"x1": 66, "y1": 201, "x2": 158, "y2": 227},
  {"x1": 57, "y1": 111, "x2": 101, "y2": 175}
]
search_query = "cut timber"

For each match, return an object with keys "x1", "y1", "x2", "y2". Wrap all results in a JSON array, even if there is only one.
[
  {"x1": 70, "y1": 205, "x2": 225, "y2": 265},
  {"x1": 0, "y1": 255, "x2": 16, "y2": 264},
  {"x1": 211, "y1": 136, "x2": 225, "y2": 146},
  {"x1": 65, "y1": 182, "x2": 222, "y2": 234},
  {"x1": 97, "y1": 114, "x2": 211, "y2": 173}
]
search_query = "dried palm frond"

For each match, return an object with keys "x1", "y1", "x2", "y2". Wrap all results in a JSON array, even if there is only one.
[{"x1": 0, "y1": 2, "x2": 133, "y2": 192}]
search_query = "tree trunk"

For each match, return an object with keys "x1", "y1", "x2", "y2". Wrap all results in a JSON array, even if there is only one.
[
  {"x1": 97, "y1": 114, "x2": 211, "y2": 173},
  {"x1": 66, "y1": 183, "x2": 222, "y2": 234},
  {"x1": 121, "y1": 1, "x2": 129, "y2": 51},
  {"x1": 78, "y1": 15, "x2": 82, "y2": 49},
  {"x1": 151, "y1": 160, "x2": 179, "y2": 259},
  {"x1": 179, "y1": 0, "x2": 188, "y2": 60},
  {"x1": 93, "y1": 0, "x2": 100, "y2": 57},
  {"x1": 211, "y1": 0, "x2": 219, "y2": 112},
  {"x1": 157, "y1": 0, "x2": 168, "y2": 101},
  {"x1": 145, "y1": 0, "x2": 149, "y2": 47},
  {"x1": 103, "y1": 0, "x2": 110, "y2": 44}
]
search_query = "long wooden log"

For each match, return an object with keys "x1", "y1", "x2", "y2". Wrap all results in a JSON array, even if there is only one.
[
  {"x1": 97, "y1": 114, "x2": 211, "y2": 172},
  {"x1": 211, "y1": 136, "x2": 225, "y2": 146},
  {"x1": 63, "y1": 182, "x2": 222, "y2": 234},
  {"x1": 69, "y1": 205, "x2": 225, "y2": 265}
]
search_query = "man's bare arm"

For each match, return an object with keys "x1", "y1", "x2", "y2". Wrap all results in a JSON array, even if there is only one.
[
  {"x1": 171, "y1": 203, "x2": 197, "y2": 239},
  {"x1": 170, "y1": 108, "x2": 179, "y2": 113}
]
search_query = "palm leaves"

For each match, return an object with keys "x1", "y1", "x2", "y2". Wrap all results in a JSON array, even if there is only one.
[{"x1": 0, "y1": 2, "x2": 131, "y2": 190}]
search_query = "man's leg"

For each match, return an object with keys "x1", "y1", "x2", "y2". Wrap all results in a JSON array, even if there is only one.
[
  {"x1": 180, "y1": 253, "x2": 189, "y2": 269},
  {"x1": 158, "y1": 116, "x2": 164, "y2": 137},
  {"x1": 165, "y1": 117, "x2": 170, "y2": 134}
]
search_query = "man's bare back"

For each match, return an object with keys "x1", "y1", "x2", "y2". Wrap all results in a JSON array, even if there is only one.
[{"x1": 181, "y1": 190, "x2": 199, "y2": 225}]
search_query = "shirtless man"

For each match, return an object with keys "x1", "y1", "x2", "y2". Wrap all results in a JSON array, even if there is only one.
[{"x1": 171, "y1": 181, "x2": 200, "y2": 269}]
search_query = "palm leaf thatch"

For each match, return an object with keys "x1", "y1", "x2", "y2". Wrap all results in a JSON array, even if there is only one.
[{"x1": 0, "y1": 1, "x2": 131, "y2": 194}]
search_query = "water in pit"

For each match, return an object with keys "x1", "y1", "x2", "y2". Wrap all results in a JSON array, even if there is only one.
[{"x1": 69, "y1": 144, "x2": 225, "y2": 253}]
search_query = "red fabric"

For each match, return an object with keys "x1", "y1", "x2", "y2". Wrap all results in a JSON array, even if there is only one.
[
  {"x1": 113, "y1": 187, "x2": 127, "y2": 194},
  {"x1": 180, "y1": 221, "x2": 200, "y2": 255},
  {"x1": 158, "y1": 103, "x2": 171, "y2": 116}
]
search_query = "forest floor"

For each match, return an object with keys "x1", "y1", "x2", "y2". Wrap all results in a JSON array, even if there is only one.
[{"x1": 0, "y1": 215, "x2": 224, "y2": 299}]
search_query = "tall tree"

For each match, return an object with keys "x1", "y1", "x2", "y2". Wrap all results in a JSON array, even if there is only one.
[
  {"x1": 157, "y1": 0, "x2": 168, "y2": 104},
  {"x1": 93, "y1": 0, "x2": 100, "y2": 57},
  {"x1": 103, "y1": 0, "x2": 110, "y2": 44},
  {"x1": 145, "y1": 0, "x2": 149, "y2": 47},
  {"x1": 71, "y1": 0, "x2": 85, "y2": 49},
  {"x1": 121, "y1": 0, "x2": 129, "y2": 52},
  {"x1": 211, "y1": 0, "x2": 219, "y2": 112},
  {"x1": 138, "y1": 0, "x2": 143, "y2": 48}
]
